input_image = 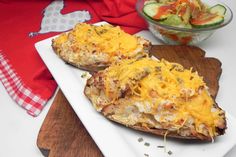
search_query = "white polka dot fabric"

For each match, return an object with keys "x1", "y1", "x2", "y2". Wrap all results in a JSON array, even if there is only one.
[{"x1": 30, "y1": 0, "x2": 91, "y2": 36}]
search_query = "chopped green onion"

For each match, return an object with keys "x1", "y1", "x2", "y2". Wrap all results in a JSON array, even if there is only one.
[
  {"x1": 144, "y1": 142, "x2": 150, "y2": 146},
  {"x1": 138, "y1": 137, "x2": 144, "y2": 142},
  {"x1": 144, "y1": 153, "x2": 149, "y2": 157},
  {"x1": 168, "y1": 150, "x2": 173, "y2": 155},
  {"x1": 157, "y1": 145, "x2": 165, "y2": 148},
  {"x1": 81, "y1": 72, "x2": 88, "y2": 78}
]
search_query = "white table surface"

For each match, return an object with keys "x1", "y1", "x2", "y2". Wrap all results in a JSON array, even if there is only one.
[{"x1": 0, "y1": 1, "x2": 235, "y2": 156}]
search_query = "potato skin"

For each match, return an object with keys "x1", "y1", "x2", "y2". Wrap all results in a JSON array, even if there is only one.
[
  {"x1": 84, "y1": 71, "x2": 226, "y2": 141},
  {"x1": 52, "y1": 35, "x2": 151, "y2": 72}
]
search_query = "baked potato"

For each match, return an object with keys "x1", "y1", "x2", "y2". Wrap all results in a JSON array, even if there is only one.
[
  {"x1": 84, "y1": 57, "x2": 226, "y2": 141},
  {"x1": 52, "y1": 23, "x2": 151, "y2": 71}
]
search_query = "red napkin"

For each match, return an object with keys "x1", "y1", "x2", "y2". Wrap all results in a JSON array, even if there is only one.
[{"x1": 0, "y1": 0, "x2": 147, "y2": 116}]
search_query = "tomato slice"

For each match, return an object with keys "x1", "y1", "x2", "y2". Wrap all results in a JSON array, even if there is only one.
[
  {"x1": 153, "y1": 5, "x2": 173, "y2": 20},
  {"x1": 190, "y1": 12, "x2": 218, "y2": 25}
]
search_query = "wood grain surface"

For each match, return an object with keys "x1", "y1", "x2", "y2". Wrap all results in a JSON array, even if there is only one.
[
  {"x1": 37, "y1": 89, "x2": 103, "y2": 157},
  {"x1": 37, "y1": 45, "x2": 222, "y2": 157}
]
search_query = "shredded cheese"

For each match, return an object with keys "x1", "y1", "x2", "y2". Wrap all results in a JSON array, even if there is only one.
[
  {"x1": 103, "y1": 58, "x2": 223, "y2": 137},
  {"x1": 164, "y1": 130, "x2": 168, "y2": 152},
  {"x1": 56, "y1": 23, "x2": 139, "y2": 57}
]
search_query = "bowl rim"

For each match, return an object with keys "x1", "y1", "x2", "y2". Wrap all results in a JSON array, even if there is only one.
[{"x1": 136, "y1": 0, "x2": 233, "y2": 32}]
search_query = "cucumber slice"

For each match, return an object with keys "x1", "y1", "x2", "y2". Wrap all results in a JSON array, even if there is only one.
[
  {"x1": 160, "y1": 15, "x2": 192, "y2": 28},
  {"x1": 191, "y1": 15, "x2": 224, "y2": 28},
  {"x1": 210, "y1": 4, "x2": 226, "y2": 16},
  {"x1": 143, "y1": 3, "x2": 168, "y2": 20}
]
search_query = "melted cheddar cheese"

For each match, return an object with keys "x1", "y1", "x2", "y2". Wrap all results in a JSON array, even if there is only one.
[
  {"x1": 103, "y1": 58, "x2": 224, "y2": 137},
  {"x1": 56, "y1": 23, "x2": 139, "y2": 56}
]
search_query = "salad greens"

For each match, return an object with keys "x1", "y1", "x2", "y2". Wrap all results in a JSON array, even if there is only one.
[{"x1": 143, "y1": 0, "x2": 226, "y2": 28}]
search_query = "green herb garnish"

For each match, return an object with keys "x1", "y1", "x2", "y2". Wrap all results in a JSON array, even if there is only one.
[
  {"x1": 157, "y1": 145, "x2": 165, "y2": 148},
  {"x1": 144, "y1": 153, "x2": 149, "y2": 157},
  {"x1": 167, "y1": 150, "x2": 173, "y2": 155},
  {"x1": 81, "y1": 72, "x2": 88, "y2": 78},
  {"x1": 144, "y1": 142, "x2": 150, "y2": 147},
  {"x1": 138, "y1": 137, "x2": 144, "y2": 142}
]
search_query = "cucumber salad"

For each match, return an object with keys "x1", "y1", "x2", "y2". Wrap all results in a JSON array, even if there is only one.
[{"x1": 143, "y1": 0, "x2": 226, "y2": 28}]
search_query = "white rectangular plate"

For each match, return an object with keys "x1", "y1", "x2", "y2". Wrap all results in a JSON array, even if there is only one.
[{"x1": 35, "y1": 22, "x2": 236, "y2": 157}]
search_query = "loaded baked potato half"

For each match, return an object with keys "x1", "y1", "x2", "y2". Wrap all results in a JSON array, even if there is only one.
[
  {"x1": 84, "y1": 58, "x2": 226, "y2": 141},
  {"x1": 52, "y1": 23, "x2": 151, "y2": 71}
]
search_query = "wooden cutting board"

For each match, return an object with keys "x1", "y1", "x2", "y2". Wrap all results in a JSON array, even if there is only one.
[{"x1": 37, "y1": 45, "x2": 222, "y2": 157}]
